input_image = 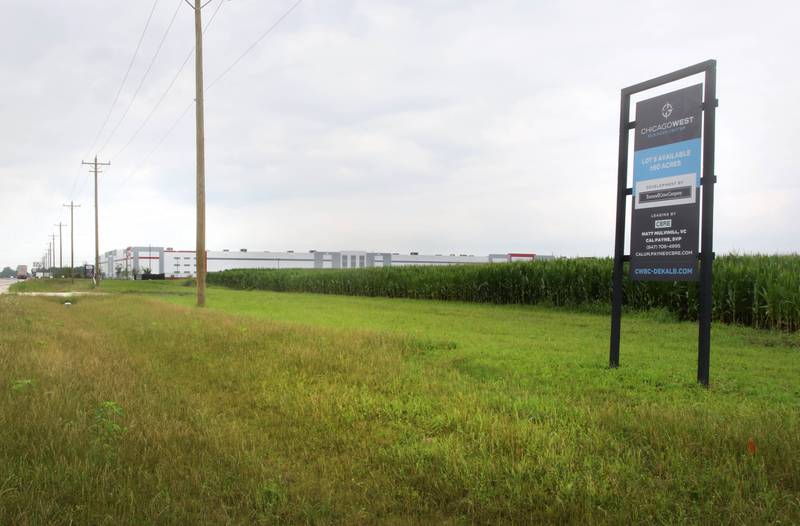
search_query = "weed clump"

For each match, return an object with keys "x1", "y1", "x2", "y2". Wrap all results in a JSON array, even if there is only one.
[
  {"x1": 10, "y1": 379, "x2": 34, "y2": 392},
  {"x1": 91, "y1": 401, "x2": 126, "y2": 463}
]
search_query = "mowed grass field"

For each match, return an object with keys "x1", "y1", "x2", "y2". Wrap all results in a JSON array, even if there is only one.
[{"x1": 2, "y1": 280, "x2": 799, "y2": 524}]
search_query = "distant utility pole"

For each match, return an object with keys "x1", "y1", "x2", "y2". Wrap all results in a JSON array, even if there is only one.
[
  {"x1": 54, "y1": 221, "x2": 67, "y2": 269},
  {"x1": 192, "y1": 0, "x2": 208, "y2": 307},
  {"x1": 63, "y1": 202, "x2": 81, "y2": 281},
  {"x1": 49, "y1": 234, "x2": 56, "y2": 270},
  {"x1": 82, "y1": 156, "x2": 110, "y2": 285}
]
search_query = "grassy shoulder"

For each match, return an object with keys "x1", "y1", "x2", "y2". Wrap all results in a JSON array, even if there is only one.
[
  {"x1": 2, "y1": 282, "x2": 798, "y2": 523},
  {"x1": 9, "y1": 277, "x2": 96, "y2": 292},
  {"x1": 10, "y1": 278, "x2": 192, "y2": 294}
]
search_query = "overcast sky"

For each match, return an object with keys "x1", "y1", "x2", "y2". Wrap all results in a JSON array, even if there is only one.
[{"x1": 1, "y1": 0, "x2": 798, "y2": 269}]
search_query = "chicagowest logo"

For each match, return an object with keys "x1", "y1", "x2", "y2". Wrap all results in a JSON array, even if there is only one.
[{"x1": 641, "y1": 103, "x2": 694, "y2": 135}]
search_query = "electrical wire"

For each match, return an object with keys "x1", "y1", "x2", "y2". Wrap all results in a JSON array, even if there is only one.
[
  {"x1": 98, "y1": 0, "x2": 184, "y2": 155},
  {"x1": 61, "y1": 0, "x2": 161, "y2": 219},
  {"x1": 69, "y1": 0, "x2": 212, "y2": 216},
  {"x1": 108, "y1": 0, "x2": 224, "y2": 197},
  {"x1": 84, "y1": 0, "x2": 161, "y2": 161},
  {"x1": 110, "y1": 0, "x2": 224, "y2": 161},
  {"x1": 108, "y1": 0, "x2": 304, "y2": 210},
  {"x1": 113, "y1": 0, "x2": 304, "y2": 196},
  {"x1": 206, "y1": 0, "x2": 304, "y2": 92},
  {"x1": 113, "y1": 101, "x2": 193, "y2": 195}
]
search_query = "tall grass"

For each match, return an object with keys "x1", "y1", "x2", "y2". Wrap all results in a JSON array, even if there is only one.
[{"x1": 208, "y1": 254, "x2": 800, "y2": 331}]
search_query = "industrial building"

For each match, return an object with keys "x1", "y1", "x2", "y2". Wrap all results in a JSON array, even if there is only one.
[{"x1": 100, "y1": 247, "x2": 549, "y2": 279}]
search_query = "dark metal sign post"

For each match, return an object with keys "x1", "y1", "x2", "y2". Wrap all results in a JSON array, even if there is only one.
[{"x1": 609, "y1": 60, "x2": 717, "y2": 386}]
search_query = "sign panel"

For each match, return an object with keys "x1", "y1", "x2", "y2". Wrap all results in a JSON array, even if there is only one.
[{"x1": 630, "y1": 84, "x2": 702, "y2": 280}]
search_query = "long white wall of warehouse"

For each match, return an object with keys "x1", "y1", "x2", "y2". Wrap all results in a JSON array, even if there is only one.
[{"x1": 100, "y1": 247, "x2": 550, "y2": 279}]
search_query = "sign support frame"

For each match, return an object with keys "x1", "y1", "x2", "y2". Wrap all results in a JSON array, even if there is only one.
[{"x1": 609, "y1": 60, "x2": 717, "y2": 386}]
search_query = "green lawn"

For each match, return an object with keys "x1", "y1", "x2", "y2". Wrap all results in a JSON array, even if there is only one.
[
  {"x1": 2, "y1": 279, "x2": 799, "y2": 524},
  {"x1": 163, "y1": 283, "x2": 800, "y2": 403}
]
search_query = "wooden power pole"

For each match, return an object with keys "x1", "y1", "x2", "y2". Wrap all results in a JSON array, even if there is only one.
[
  {"x1": 193, "y1": 0, "x2": 207, "y2": 307},
  {"x1": 63, "y1": 201, "x2": 81, "y2": 281},
  {"x1": 82, "y1": 156, "x2": 110, "y2": 285},
  {"x1": 54, "y1": 221, "x2": 67, "y2": 270},
  {"x1": 49, "y1": 234, "x2": 56, "y2": 270}
]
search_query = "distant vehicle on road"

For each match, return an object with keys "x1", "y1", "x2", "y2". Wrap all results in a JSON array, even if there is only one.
[{"x1": 16, "y1": 265, "x2": 28, "y2": 279}]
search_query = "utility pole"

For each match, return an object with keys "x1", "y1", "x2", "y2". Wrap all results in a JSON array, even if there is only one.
[
  {"x1": 193, "y1": 0, "x2": 208, "y2": 307},
  {"x1": 49, "y1": 234, "x2": 56, "y2": 271},
  {"x1": 63, "y1": 202, "x2": 81, "y2": 282},
  {"x1": 54, "y1": 221, "x2": 67, "y2": 270},
  {"x1": 82, "y1": 156, "x2": 110, "y2": 286}
]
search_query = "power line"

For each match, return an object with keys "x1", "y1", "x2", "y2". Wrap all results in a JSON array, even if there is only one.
[
  {"x1": 111, "y1": 0, "x2": 224, "y2": 160},
  {"x1": 65, "y1": 170, "x2": 87, "y2": 212},
  {"x1": 113, "y1": 0, "x2": 304, "y2": 193},
  {"x1": 98, "y1": 0, "x2": 184, "y2": 155},
  {"x1": 86, "y1": 0, "x2": 161, "y2": 158},
  {"x1": 206, "y1": 0, "x2": 304, "y2": 92},
  {"x1": 105, "y1": 1, "x2": 225, "y2": 201},
  {"x1": 110, "y1": 51, "x2": 192, "y2": 160},
  {"x1": 74, "y1": 166, "x2": 95, "y2": 205},
  {"x1": 114, "y1": 101, "x2": 193, "y2": 193},
  {"x1": 62, "y1": 0, "x2": 160, "y2": 217},
  {"x1": 56, "y1": 1, "x2": 225, "y2": 238}
]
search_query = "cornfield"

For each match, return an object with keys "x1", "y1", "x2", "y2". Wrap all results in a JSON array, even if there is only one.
[{"x1": 208, "y1": 254, "x2": 800, "y2": 331}]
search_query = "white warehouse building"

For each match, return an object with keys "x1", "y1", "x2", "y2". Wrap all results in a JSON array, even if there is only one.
[{"x1": 100, "y1": 247, "x2": 551, "y2": 279}]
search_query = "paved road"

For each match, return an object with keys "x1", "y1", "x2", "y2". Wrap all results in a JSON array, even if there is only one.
[{"x1": 0, "y1": 278, "x2": 17, "y2": 294}]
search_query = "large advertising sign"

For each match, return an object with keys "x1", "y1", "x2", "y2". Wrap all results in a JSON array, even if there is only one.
[{"x1": 630, "y1": 84, "x2": 702, "y2": 280}]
